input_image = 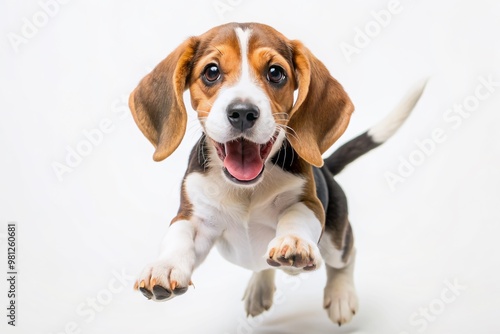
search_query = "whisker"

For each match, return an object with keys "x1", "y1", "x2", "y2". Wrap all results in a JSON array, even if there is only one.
[
  {"x1": 288, "y1": 140, "x2": 295, "y2": 167},
  {"x1": 186, "y1": 123, "x2": 203, "y2": 137},
  {"x1": 268, "y1": 128, "x2": 280, "y2": 173},
  {"x1": 276, "y1": 124, "x2": 301, "y2": 144},
  {"x1": 196, "y1": 135, "x2": 203, "y2": 166},
  {"x1": 269, "y1": 148, "x2": 279, "y2": 173},
  {"x1": 196, "y1": 133, "x2": 209, "y2": 168},
  {"x1": 282, "y1": 136, "x2": 288, "y2": 169},
  {"x1": 202, "y1": 138, "x2": 209, "y2": 169},
  {"x1": 273, "y1": 125, "x2": 298, "y2": 168}
]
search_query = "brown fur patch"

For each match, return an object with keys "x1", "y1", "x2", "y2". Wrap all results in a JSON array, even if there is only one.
[
  {"x1": 171, "y1": 181, "x2": 193, "y2": 225},
  {"x1": 129, "y1": 37, "x2": 199, "y2": 162},
  {"x1": 188, "y1": 26, "x2": 242, "y2": 119},
  {"x1": 246, "y1": 25, "x2": 296, "y2": 124},
  {"x1": 287, "y1": 41, "x2": 354, "y2": 167},
  {"x1": 299, "y1": 162, "x2": 326, "y2": 232}
]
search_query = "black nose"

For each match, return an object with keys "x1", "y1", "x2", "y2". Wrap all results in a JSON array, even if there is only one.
[{"x1": 227, "y1": 102, "x2": 259, "y2": 131}]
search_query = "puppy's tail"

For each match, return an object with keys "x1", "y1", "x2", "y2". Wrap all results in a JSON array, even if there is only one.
[{"x1": 325, "y1": 79, "x2": 428, "y2": 176}]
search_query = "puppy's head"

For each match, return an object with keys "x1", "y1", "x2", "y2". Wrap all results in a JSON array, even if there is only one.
[{"x1": 129, "y1": 23, "x2": 353, "y2": 185}]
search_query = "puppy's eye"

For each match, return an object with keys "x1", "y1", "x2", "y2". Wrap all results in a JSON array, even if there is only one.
[
  {"x1": 203, "y1": 64, "x2": 221, "y2": 83},
  {"x1": 267, "y1": 65, "x2": 286, "y2": 84}
]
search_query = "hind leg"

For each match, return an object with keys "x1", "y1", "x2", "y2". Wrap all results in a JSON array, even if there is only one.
[
  {"x1": 319, "y1": 217, "x2": 358, "y2": 326},
  {"x1": 242, "y1": 269, "x2": 276, "y2": 317},
  {"x1": 318, "y1": 172, "x2": 359, "y2": 325},
  {"x1": 320, "y1": 237, "x2": 358, "y2": 326}
]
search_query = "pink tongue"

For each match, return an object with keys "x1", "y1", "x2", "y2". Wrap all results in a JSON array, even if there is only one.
[{"x1": 224, "y1": 139, "x2": 263, "y2": 181}]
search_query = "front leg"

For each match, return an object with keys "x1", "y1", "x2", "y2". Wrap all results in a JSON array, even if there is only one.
[
  {"x1": 266, "y1": 201, "x2": 324, "y2": 272},
  {"x1": 134, "y1": 217, "x2": 219, "y2": 301}
]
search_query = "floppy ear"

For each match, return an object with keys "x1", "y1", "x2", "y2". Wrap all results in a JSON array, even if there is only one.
[
  {"x1": 287, "y1": 41, "x2": 354, "y2": 167},
  {"x1": 129, "y1": 37, "x2": 198, "y2": 161}
]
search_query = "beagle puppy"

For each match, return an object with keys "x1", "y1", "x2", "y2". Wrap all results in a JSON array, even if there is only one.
[{"x1": 130, "y1": 22, "x2": 425, "y2": 326}]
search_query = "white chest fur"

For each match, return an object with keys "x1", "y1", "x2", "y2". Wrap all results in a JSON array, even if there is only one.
[{"x1": 184, "y1": 166, "x2": 306, "y2": 272}]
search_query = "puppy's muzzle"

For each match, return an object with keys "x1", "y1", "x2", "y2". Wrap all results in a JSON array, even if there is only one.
[{"x1": 227, "y1": 101, "x2": 260, "y2": 131}]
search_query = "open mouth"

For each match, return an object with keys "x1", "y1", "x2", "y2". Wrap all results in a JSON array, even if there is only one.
[{"x1": 213, "y1": 135, "x2": 277, "y2": 184}]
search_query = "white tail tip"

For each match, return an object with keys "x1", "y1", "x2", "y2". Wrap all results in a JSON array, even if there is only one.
[{"x1": 368, "y1": 78, "x2": 429, "y2": 143}]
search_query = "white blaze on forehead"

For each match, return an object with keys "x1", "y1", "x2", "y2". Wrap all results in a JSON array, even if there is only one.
[{"x1": 234, "y1": 27, "x2": 252, "y2": 83}]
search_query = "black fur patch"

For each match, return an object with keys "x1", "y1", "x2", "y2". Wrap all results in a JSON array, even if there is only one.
[{"x1": 324, "y1": 131, "x2": 380, "y2": 175}]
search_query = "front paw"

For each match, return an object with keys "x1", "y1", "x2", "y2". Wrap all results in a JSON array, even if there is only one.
[
  {"x1": 266, "y1": 235, "x2": 322, "y2": 271},
  {"x1": 133, "y1": 260, "x2": 193, "y2": 302}
]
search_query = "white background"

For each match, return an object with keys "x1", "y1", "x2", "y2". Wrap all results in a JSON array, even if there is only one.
[{"x1": 1, "y1": 0, "x2": 500, "y2": 333}]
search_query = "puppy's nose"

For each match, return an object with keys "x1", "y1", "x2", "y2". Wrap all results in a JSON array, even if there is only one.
[{"x1": 227, "y1": 102, "x2": 260, "y2": 131}]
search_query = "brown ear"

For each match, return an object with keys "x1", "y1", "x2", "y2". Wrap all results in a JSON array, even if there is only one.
[
  {"x1": 129, "y1": 37, "x2": 198, "y2": 161},
  {"x1": 287, "y1": 41, "x2": 354, "y2": 167}
]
